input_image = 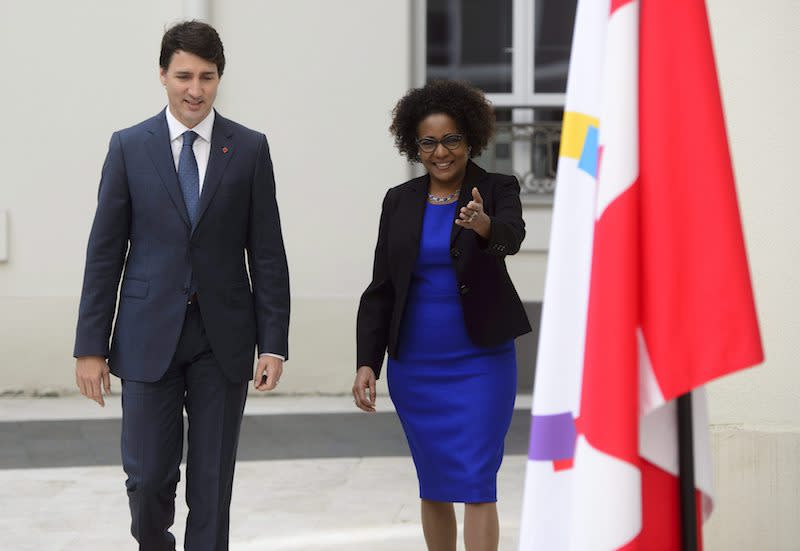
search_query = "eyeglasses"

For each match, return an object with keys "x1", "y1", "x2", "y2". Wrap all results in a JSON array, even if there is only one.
[{"x1": 416, "y1": 134, "x2": 465, "y2": 153}]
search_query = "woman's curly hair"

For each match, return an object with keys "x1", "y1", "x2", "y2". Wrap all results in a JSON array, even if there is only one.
[{"x1": 389, "y1": 80, "x2": 495, "y2": 162}]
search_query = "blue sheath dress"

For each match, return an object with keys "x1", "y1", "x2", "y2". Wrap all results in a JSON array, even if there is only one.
[{"x1": 387, "y1": 201, "x2": 517, "y2": 503}]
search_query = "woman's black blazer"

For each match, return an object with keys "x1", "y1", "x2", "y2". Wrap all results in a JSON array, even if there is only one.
[{"x1": 357, "y1": 160, "x2": 532, "y2": 378}]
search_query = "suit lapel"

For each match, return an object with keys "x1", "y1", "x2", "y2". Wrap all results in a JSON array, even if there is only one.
[
  {"x1": 396, "y1": 162, "x2": 486, "y2": 266},
  {"x1": 145, "y1": 110, "x2": 191, "y2": 230},
  {"x1": 194, "y1": 112, "x2": 235, "y2": 234},
  {"x1": 404, "y1": 174, "x2": 429, "y2": 251},
  {"x1": 450, "y1": 160, "x2": 487, "y2": 247}
]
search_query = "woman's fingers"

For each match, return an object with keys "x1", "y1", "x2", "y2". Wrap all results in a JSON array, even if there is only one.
[
  {"x1": 352, "y1": 370, "x2": 376, "y2": 413},
  {"x1": 458, "y1": 203, "x2": 483, "y2": 225},
  {"x1": 368, "y1": 377, "x2": 377, "y2": 407},
  {"x1": 460, "y1": 208, "x2": 476, "y2": 220},
  {"x1": 353, "y1": 386, "x2": 375, "y2": 412}
]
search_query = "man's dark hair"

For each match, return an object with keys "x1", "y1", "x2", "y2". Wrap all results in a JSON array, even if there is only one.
[{"x1": 160, "y1": 21, "x2": 226, "y2": 76}]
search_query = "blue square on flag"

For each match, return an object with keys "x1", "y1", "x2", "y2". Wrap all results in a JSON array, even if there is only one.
[{"x1": 578, "y1": 125, "x2": 599, "y2": 178}]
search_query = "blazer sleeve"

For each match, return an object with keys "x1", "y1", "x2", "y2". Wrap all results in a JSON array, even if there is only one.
[
  {"x1": 74, "y1": 132, "x2": 131, "y2": 358},
  {"x1": 480, "y1": 175, "x2": 526, "y2": 256},
  {"x1": 356, "y1": 190, "x2": 395, "y2": 378},
  {"x1": 247, "y1": 134, "x2": 290, "y2": 360}
]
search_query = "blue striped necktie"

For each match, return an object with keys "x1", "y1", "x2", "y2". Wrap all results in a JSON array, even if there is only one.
[{"x1": 178, "y1": 130, "x2": 200, "y2": 227}]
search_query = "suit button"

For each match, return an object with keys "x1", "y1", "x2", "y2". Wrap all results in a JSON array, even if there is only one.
[
  {"x1": 458, "y1": 284, "x2": 470, "y2": 296},
  {"x1": 450, "y1": 247, "x2": 462, "y2": 259}
]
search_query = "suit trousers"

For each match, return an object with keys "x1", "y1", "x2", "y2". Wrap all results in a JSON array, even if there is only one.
[{"x1": 120, "y1": 300, "x2": 248, "y2": 551}]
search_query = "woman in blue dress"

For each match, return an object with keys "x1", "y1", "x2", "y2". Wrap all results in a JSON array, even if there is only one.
[{"x1": 354, "y1": 80, "x2": 531, "y2": 551}]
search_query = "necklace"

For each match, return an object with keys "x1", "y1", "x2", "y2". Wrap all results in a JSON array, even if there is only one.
[{"x1": 427, "y1": 189, "x2": 460, "y2": 203}]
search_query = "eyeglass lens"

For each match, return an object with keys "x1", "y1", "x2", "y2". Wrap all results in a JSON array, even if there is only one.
[{"x1": 418, "y1": 135, "x2": 464, "y2": 152}]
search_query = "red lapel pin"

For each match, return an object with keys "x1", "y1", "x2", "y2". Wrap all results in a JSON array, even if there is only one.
[{"x1": 222, "y1": 146, "x2": 229, "y2": 154}]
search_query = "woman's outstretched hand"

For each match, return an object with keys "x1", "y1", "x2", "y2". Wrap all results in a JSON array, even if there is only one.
[{"x1": 455, "y1": 187, "x2": 491, "y2": 239}]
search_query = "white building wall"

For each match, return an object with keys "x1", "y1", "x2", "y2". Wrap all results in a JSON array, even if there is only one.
[
  {"x1": 209, "y1": 0, "x2": 413, "y2": 395},
  {"x1": 702, "y1": 1, "x2": 799, "y2": 547},
  {"x1": 0, "y1": 0, "x2": 184, "y2": 392},
  {"x1": 704, "y1": 0, "x2": 799, "y2": 427},
  {"x1": 0, "y1": 1, "x2": 797, "y2": 547}
]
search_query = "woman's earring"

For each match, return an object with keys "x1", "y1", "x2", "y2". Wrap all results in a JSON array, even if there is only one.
[{"x1": 467, "y1": 146, "x2": 472, "y2": 154}]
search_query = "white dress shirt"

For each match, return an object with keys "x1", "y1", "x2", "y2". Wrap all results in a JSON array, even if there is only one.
[
  {"x1": 165, "y1": 107, "x2": 214, "y2": 193},
  {"x1": 164, "y1": 107, "x2": 284, "y2": 363}
]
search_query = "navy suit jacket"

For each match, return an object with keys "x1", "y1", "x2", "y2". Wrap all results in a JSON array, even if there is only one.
[{"x1": 74, "y1": 109, "x2": 290, "y2": 383}]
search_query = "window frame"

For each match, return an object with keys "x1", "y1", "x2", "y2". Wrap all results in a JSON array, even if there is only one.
[
  {"x1": 412, "y1": 0, "x2": 567, "y2": 108},
  {"x1": 412, "y1": 0, "x2": 570, "y2": 204}
]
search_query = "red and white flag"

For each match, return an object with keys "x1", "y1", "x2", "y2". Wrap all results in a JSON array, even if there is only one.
[{"x1": 519, "y1": 0, "x2": 764, "y2": 549}]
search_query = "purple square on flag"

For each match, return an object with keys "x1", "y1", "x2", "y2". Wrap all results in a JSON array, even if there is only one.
[{"x1": 528, "y1": 412, "x2": 577, "y2": 461}]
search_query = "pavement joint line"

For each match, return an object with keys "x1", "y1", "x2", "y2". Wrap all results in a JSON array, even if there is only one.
[{"x1": 0, "y1": 394, "x2": 534, "y2": 422}]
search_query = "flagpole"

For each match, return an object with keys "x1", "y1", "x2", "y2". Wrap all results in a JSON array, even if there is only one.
[{"x1": 677, "y1": 392, "x2": 698, "y2": 551}]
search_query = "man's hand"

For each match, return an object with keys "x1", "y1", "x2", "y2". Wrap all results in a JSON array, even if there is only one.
[
  {"x1": 352, "y1": 366, "x2": 377, "y2": 413},
  {"x1": 254, "y1": 355, "x2": 283, "y2": 391},
  {"x1": 75, "y1": 356, "x2": 111, "y2": 407}
]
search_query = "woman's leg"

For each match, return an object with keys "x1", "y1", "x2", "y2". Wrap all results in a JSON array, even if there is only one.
[
  {"x1": 464, "y1": 502, "x2": 499, "y2": 551},
  {"x1": 421, "y1": 499, "x2": 457, "y2": 551}
]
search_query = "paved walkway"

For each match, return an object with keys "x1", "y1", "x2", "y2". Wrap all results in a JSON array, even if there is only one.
[{"x1": 0, "y1": 395, "x2": 532, "y2": 550}]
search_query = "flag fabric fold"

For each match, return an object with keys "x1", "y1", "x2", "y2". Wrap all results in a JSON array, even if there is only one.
[{"x1": 519, "y1": 0, "x2": 763, "y2": 549}]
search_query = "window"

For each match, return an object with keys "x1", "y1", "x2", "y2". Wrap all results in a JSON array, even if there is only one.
[
  {"x1": 420, "y1": 0, "x2": 578, "y2": 203},
  {"x1": 427, "y1": 0, "x2": 513, "y2": 93}
]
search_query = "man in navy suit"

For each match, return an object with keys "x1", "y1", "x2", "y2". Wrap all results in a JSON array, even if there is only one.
[{"x1": 73, "y1": 21, "x2": 289, "y2": 550}]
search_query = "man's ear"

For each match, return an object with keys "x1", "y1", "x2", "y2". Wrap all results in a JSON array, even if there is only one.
[{"x1": 159, "y1": 68, "x2": 167, "y2": 86}]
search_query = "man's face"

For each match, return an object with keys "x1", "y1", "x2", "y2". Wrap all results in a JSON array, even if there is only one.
[{"x1": 160, "y1": 50, "x2": 220, "y2": 128}]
